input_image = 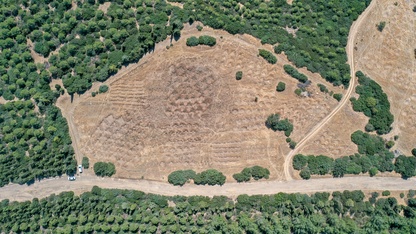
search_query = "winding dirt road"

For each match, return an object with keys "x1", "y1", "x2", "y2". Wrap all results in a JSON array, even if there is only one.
[
  {"x1": 283, "y1": 0, "x2": 377, "y2": 181},
  {"x1": 0, "y1": 1, "x2": 402, "y2": 203}
]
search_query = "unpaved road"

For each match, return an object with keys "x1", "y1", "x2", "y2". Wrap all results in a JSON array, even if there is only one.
[
  {"x1": 0, "y1": 1, "x2": 399, "y2": 203},
  {"x1": 0, "y1": 175, "x2": 415, "y2": 202},
  {"x1": 283, "y1": 0, "x2": 377, "y2": 181}
]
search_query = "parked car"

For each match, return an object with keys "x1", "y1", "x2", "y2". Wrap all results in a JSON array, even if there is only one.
[
  {"x1": 78, "y1": 165, "x2": 83, "y2": 173},
  {"x1": 68, "y1": 176, "x2": 76, "y2": 181}
]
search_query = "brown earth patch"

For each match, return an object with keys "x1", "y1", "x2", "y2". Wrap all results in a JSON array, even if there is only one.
[
  {"x1": 67, "y1": 24, "x2": 341, "y2": 182},
  {"x1": 354, "y1": 0, "x2": 416, "y2": 155}
]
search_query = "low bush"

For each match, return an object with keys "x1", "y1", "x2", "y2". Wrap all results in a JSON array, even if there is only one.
[
  {"x1": 258, "y1": 49, "x2": 277, "y2": 64},
  {"x1": 283, "y1": 64, "x2": 308, "y2": 83},
  {"x1": 82, "y1": 157, "x2": 90, "y2": 169},
  {"x1": 99, "y1": 85, "x2": 109, "y2": 93},
  {"x1": 333, "y1": 93, "x2": 342, "y2": 102},
  {"x1": 276, "y1": 82, "x2": 286, "y2": 92},
  {"x1": 236, "y1": 71, "x2": 243, "y2": 80},
  {"x1": 168, "y1": 170, "x2": 196, "y2": 186},
  {"x1": 194, "y1": 169, "x2": 226, "y2": 186},
  {"x1": 93, "y1": 162, "x2": 116, "y2": 177},
  {"x1": 186, "y1": 35, "x2": 216, "y2": 47},
  {"x1": 233, "y1": 166, "x2": 270, "y2": 182},
  {"x1": 266, "y1": 113, "x2": 293, "y2": 137}
]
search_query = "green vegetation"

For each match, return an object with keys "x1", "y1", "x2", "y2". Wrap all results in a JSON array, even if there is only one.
[
  {"x1": 266, "y1": 113, "x2": 293, "y2": 137},
  {"x1": 235, "y1": 71, "x2": 243, "y2": 80},
  {"x1": 196, "y1": 25, "x2": 203, "y2": 31},
  {"x1": 194, "y1": 169, "x2": 226, "y2": 186},
  {"x1": 0, "y1": 0, "x2": 371, "y2": 186},
  {"x1": 186, "y1": 35, "x2": 216, "y2": 47},
  {"x1": 293, "y1": 130, "x2": 401, "y2": 179},
  {"x1": 377, "y1": 21, "x2": 386, "y2": 32},
  {"x1": 168, "y1": 170, "x2": 196, "y2": 186},
  {"x1": 233, "y1": 166, "x2": 270, "y2": 182},
  {"x1": 351, "y1": 71, "x2": 393, "y2": 135},
  {"x1": 2, "y1": 187, "x2": 416, "y2": 233},
  {"x1": 317, "y1": 83, "x2": 329, "y2": 93},
  {"x1": 333, "y1": 93, "x2": 342, "y2": 102},
  {"x1": 412, "y1": 148, "x2": 416, "y2": 157},
  {"x1": 99, "y1": 84, "x2": 109, "y2": 93},
  {"x1": 81, "y1": 157, "x2": 90, "y2": 169},
  {"x1": 93, "y1": 162, "x2": 116, "y2": 177},
  {"x1": 258, "y1": 49, "x2": 277, "y2": 64},
  {"x1": 283, "y1": 64, "x2": 308, "y2": 83},
  {"x1": 276, "y1": 81, "x2": 286, "y2": 92},
  {"x1": 382, "y1": 190, "x2": 391, "y2": 196}
]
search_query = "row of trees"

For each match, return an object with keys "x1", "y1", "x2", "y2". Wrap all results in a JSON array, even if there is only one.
[
  {"x1": 0, "y1": 186, "x2": 416, "y2": 233},
  {"x1": 186, "y1": 35, "x2": 216, "y2": 47},
  {"x1": 168, "y1": 169, "x2": 226, "y2": 186},
  {"x1": 233, "y1": 166, "x2": 270, "y2": 182},
  {"x1": 258, "y1": 49, "x2": 277, "y2": 64},
  {"x1": 293, "y1": 130, "x2": 415, "y2": 179},
  {"x1": 283, "y1": 64, "x2": 308, "y2": 83},
  {"x1": 93, "y1": 162, "x2": 116, "y2": 177},
  {"x1": 351, "y1": 71, "x2": 393, "y2": 135}
]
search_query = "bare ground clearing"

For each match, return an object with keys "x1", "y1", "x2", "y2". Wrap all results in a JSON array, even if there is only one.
[
  {"x1": 62, "y1": 24, "x2": 341, "y2": 182},
  {"x1": 354, "y1": 0, "x2": 416, "y2": 155},
  {"x1": 0, "y1": 174, "x2": 414, "y2": 202}
]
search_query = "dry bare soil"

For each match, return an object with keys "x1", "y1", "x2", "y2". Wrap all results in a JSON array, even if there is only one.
[
  {"x1": 63, "y1": 25, "x2": 342, "y2": 182},
  {"x1": 300, "y1": 0, "x2": 416, "y2": 158},
  {"x1": 354, "y1": 0, "x2": 416, "y2": 155}
]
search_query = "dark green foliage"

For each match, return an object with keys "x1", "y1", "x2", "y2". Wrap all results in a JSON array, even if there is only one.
[
  {"x1": 235, "y1": 71, "x2": 243, "y2": 80},
  {"x1": 186, "y1": 36, "x2": 199, "y2": 47},
  {"x1": 98, "y1": 84, "x2": 108, "y2": 93},
  {"x1": 276, "y1": 82, "x2": 286, "y2": 92},
  {"x1": 350, "y1": 71, "x2": 393, "y2": 135},
  {"x1": 186, "y1": 35, "x2": 216, "y2": 47},
  {"x1": 412, "y1": 148, "x2": 416, "y2": 157},
  {"x1": 233, "y1": 166, "x2": 270, "y2": 182},
  {"x1": 294, "y1": 130, "x2": 400, "y2": 179},
  {"x1": 317, "y1": 84, "x2": 329, "y2": 93},
  {"x1": 333, "y1": 93, "x2": 342, "y2": 102},
  {"x1": 194, "y1": 169, "x2": 226, "y2": 186},
  {"x1": 377, "y1": 21, "x2": 386, "y2": 32},
  {"x1": 1, "y1": 187, "x2": 415, "y2": 233},
  {"x1": 289, "y1": 141, "x2": 297, "y2": 149},
  {"x1": 394, "y1": 155, "x2": 416, "y2": 179},
  {"x1": 283, "y1": 65, "x2": 308, "y2": 83},
  {"x1": 168, "y1": 170, "x2": 196, "y2": 186},
  {"x1": 196, "y1": 25, "x2": 203, "y2": 31},
  {"x1": 382, "y1": 190, "x2": 390, "y2": 196},
  {"x1": 258, "y1": 49, "x2": 277, "y2": 64},
  {"x1": 266, "y1": 113, "x2": 294, "y2": 137},
  {"x1": 299, "y1": 168, "x2": 311, "y2": 180},
  {"x1": 295, "y1": 88, "x2": 302, "y2": 96},
  {"x1": 82, "y1": 157, "x2": 90, "y2": 169},
  {"x1": 93, "y1": 162, "x2": 116, "y2": 177}
]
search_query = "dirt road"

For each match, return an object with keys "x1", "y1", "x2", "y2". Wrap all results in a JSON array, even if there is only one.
[
  {"x1": 283, "y1": 0, "x2": 377, "y2": 181},
  {"x1": 0, "y1": 175, "x2": 414, "y2": 202}
]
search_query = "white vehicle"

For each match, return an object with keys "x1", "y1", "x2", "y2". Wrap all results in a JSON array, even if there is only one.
[
  {"x1": 78, "y1": 165, "x2": 83, "y2": 173},
  {"x1": 68, "y1": 176, "x2": 76, "y2": 181}
]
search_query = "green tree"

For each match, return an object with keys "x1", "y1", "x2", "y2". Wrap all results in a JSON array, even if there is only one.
[
  {"x1": 276, "y1": 82, "x2": 286, "y2": 92},
  {"x1": 93, "y1": 162, "x2": 116, "y2": 177},
  {"x1": 194, "y1": 169, "x2": 226, "y2": 186},
  {"x1": 82, "y1": 157, "x2": 90, "y2": 169},
  {"x1": 236, "y1": 71, "x2": 243, "y2": 80}
]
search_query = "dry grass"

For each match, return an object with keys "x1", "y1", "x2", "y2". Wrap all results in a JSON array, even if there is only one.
[
  {"x1": 67, "y1": 24, "x2": 342, "y2": 182},
  {"x1": 354, "y1": 0, "x2": 416, "y2": 155}
]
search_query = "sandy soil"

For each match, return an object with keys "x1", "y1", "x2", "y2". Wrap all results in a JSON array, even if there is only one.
[
  {"x1": 354, "y1": 0, "x2": 416, "y2": 155},
  {"x1": 59, "y1": 24, "x2": 341, "y2": 182},
  {"x1": 284, "y1": 0, "x2": 377, "y2": 180},
  {"x1": 0, "y1": 174, "x2": 414, "y2": 202}
]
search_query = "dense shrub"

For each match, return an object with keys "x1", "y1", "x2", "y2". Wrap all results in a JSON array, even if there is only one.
[
  {"x1": 276, "y1": 82, "x2": 286, "y2": 92},
  {"x1": 317, "y1": 84, "x2": 329, "y2": 93},
  {"x1": 350, "y1": 71, "x2": 393, "y2": 135},
  {"x1": 266, "y1": 113, "x2": 293, "y2": 137},
  {"x1": 99, "y1": 84, "x2": 109, "y2": 93},
  {"x1": 258, "y1": 49, "x2": 277, "y2": 64},
  {"x1": 235, "y1": 71, "x2": 243, "y2": 80},
  {"x1": 168, "y1": 170, "x2": 196, "y2": 186},
  {"x1": 283, "y1": 65, "x2": 308, "y2": 83},
  {"x1": 377, "y1": 21, "x2": 386, "y2": 32},
  {"x1": 194, "y1": 169, "x2": 226, "y2": 186},
  {"x1": 93, "y1": 162, "x2": 116, "y2": 177},
  {"x1": 333, "y1": 93, "x2": 342, "y2": 102},
  {"x1": 233, "y1": 166, "x2": 270, "y2": 182},
  {"x1": 82, "y1": 157, "x2": 90, "y2": 169},
  {"x1": 394, "y1": 155, "x2": 416, "y2": 179},
  {"x1": 186, "y1": 35, "x2": 216, "y2": 47}
]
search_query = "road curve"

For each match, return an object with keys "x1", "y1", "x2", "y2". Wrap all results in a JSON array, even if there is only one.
[
  {"x1": 0, "y1": 175, "x2": 414, "y2": 202},
  {"x1": 283, "y1": 0, "x2": 377, "y2": 181}
]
